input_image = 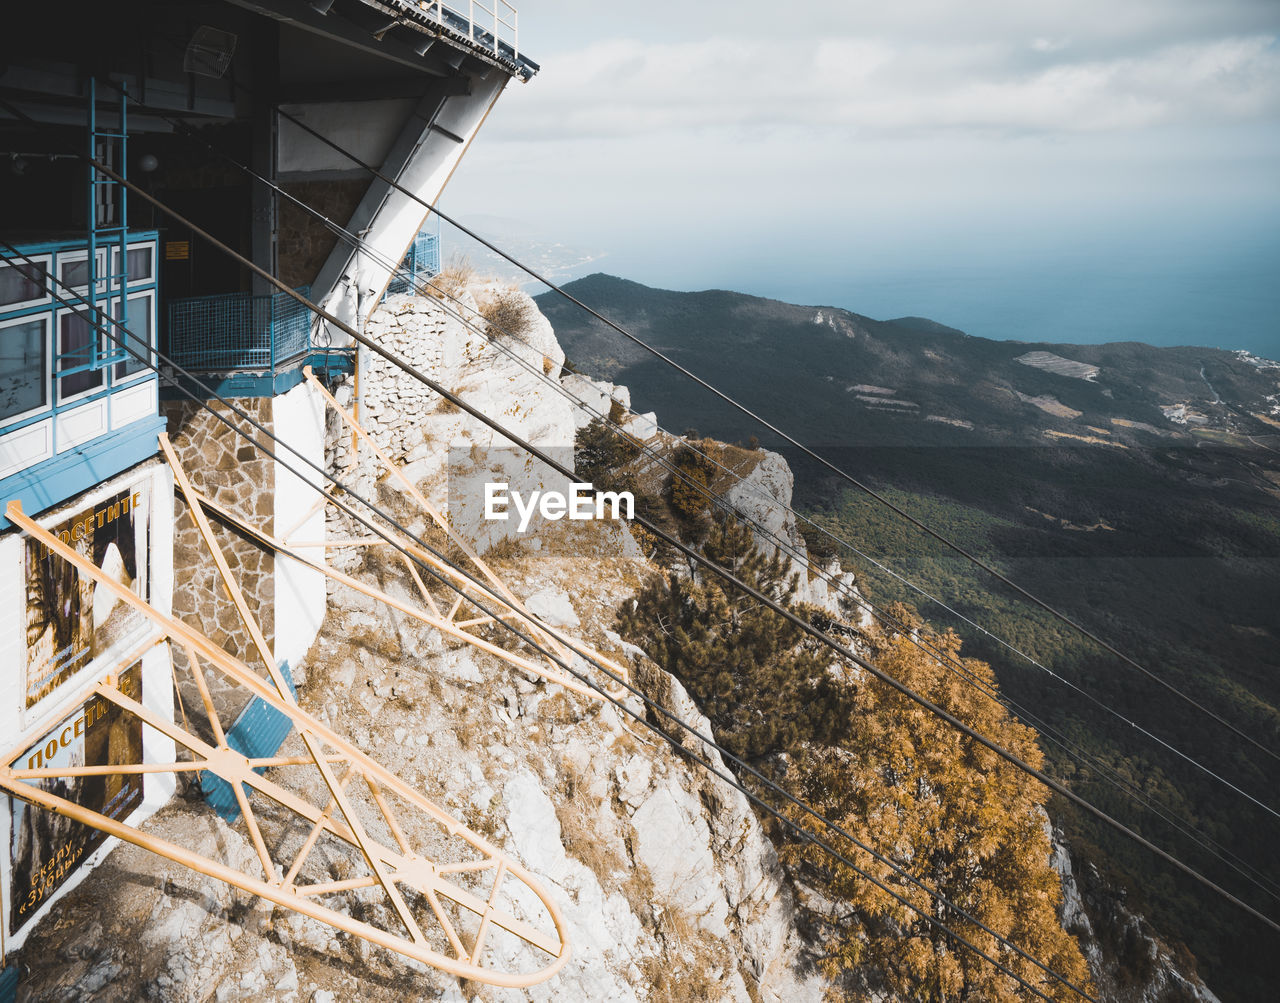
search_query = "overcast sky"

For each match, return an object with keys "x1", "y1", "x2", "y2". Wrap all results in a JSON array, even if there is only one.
[{"x1": 442, "y1": 1, "x2": 1280, "y2": 349}]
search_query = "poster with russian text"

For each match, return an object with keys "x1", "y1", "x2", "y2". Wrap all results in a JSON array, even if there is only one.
[
  {"x1": 8, "y1": 661, "x2": 144, "y2": 933},
  {"x1": 23, "y1": 482, "x2": 150, "y2": 710}
]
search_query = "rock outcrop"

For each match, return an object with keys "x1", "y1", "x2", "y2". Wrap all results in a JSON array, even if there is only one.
[
  {"x1": 1052, "y1": 832, "x2": 1220, "y2": 1003},
  {"x1": 11, "y1": 282, "x2": 822, "y2": 1002}
]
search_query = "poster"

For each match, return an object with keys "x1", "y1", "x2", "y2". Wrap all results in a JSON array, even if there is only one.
[
  {"x1": 8, "y1": 661, "x2": 144, "y2": 933},
  {"x1": 23, "y1": 484, "x2": 150, "y2": 710}
]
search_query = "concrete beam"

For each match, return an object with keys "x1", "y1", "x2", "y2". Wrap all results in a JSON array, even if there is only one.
[
  {"x1": 225, "y1": 0, "x2": 456, "y2": 77},
  {"x1": 307, "y1": 70, "x2": 505, "y2": 327}
]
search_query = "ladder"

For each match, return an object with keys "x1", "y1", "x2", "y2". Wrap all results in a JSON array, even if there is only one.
[{"x1": 59, "y1": 78, "x2": 130, "y2": 383}]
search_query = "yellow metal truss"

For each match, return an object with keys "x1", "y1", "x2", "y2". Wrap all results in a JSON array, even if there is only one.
[
  {"x1": 0, "y1": 434, "x2": 581, "y2": 987},
  {"x1": 1, "y1": 366, "x2": 650, "y2": 985}
]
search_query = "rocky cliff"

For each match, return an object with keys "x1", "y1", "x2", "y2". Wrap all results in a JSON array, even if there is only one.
[
  {"x1": 9, "y1": 282, "x2": 1224, "y2": 1003},
  {"x1": 10, "y1": 285, "x2": 826, "y2": 1002}
]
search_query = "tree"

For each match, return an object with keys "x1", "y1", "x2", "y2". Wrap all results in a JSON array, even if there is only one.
[
  {"x1": 784, "y1": 623, "x2": 1093, "y2": 1002},
  {"x1": 667, "y1": 442, "x2": 719, "y2": 523},
  {"x1": 575, "y1": 416, "x2": 640, "y2": 487},
  {"x1": 574, "y1": 416, "x2": 650, "y2": 516},
  {"x1": 618, "y1": 513, "x2": 849, "y2": 763}
]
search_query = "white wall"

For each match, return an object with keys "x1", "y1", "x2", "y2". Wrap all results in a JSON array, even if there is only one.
[
  {"x1": 277, "y1": 99, "x2": 419, "y2": 176},
  {"x1": 0, "y1": 458, "x2": 175, "y2": 952},
  {"x1": 271, "y1": 380, "x2": 327, "y2": 676}
]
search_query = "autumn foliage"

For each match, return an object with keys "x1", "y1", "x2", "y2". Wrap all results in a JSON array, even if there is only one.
[
  {"x1": 620, "y1": 508, "x2": 1093, "y2": 999},
  {"x1": 785, "y1": 619, "x2": 1092, "y2": 1000}
]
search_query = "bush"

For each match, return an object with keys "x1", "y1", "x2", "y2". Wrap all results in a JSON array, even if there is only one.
[
  {"x1": 667, "y1": 443, "x2": 719, "y2": 522},
  {"x1": 424, "y1": 254, "x2": 473, "y2": 300},
  {"x1": 576, "y1": 416, "x2": 641, "y2": 486},
  {"x1": 477, "y1": 286, "x2": 536, "y2": 340}
]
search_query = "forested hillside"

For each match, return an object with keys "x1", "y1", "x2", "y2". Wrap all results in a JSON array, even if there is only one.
[{"x1": 538, "y1": 274, "x2": 1280, "y2": 1001}]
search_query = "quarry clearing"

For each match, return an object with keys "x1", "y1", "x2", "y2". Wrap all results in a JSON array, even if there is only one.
[
  {"x1": 1015, "y1": 351, "x2": 1100, "y2": 382},
  {"x1": 1014, "y1": 391, "x2": 1083, "y2": 420}
]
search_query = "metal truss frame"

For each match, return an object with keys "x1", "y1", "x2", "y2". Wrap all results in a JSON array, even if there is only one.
[
  {"x1": 0, "y1": 364, "x2": 647, "y2": 985},
  {"x1": 1, "y1": 467, "x2": 571, "y2": 987}
]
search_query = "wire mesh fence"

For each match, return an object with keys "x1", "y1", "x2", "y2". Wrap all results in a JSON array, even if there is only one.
[{"x1": 167, "y1": 285, "x2": 312, "y2": 373}]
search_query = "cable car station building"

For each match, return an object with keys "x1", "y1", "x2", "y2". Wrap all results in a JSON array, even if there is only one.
[{"x1": 0, "y1": 0, "x2": 535, "y2": 956}]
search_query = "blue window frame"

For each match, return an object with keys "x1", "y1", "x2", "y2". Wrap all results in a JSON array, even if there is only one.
[
  {"x1": 56, "y1": 306, "x2": 106, "y2": 402},
  {"x1": 0, "y1": 313, "x2": 50, "y2": 425},
  {"x1": 0, "y1": 254, "x2": 51, "y2": 312},
  {"x1": 113, "y1": 291, "x2": 154, "y2": 384}
]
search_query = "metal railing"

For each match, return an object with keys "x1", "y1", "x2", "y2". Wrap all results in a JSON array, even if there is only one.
[
  {"x1": 167, "y1": 286, "x2": 312, "y2": 373},
  {"x1": 414, "y1": 1, "x2": 518, "y2": 61},
  {"x1": 385, "y1": 230, "x2": 441, "y2": 296}
]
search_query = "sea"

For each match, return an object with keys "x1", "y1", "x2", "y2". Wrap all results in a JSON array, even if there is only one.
[{"x1": 584, "y1": 213, "x2": 1280, "y2": 360}]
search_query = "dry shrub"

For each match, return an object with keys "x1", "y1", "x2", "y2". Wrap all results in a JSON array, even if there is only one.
[
  {"x1": 477, "y1": 286, "x2": 536, "y2": 340},
  {"x1": 639, "y1": 952, "x2": 724, "y2": 1002},
  {"x1": 639, "y1": 898, "x2": 736, "y2": 1002},
  {"x1": 659, "y1": 900, "x2": 698, "y2": 953},
  {"x1": 455, "y1": 714, "x2": 486, "y2": 750},
  {"x1": 463, "y1": 802, "x2": 501, "y2": 841},
  {"x1": 555, "y1": 781, "x2": 621, "y2": 881},
  {"x1": 620, "y1": 862, "x2": 656, "y2": 926},
  {"x1": 425, "y1": 254, "x2": 474, "y2": 300},
  {"x1": 481, "y1": 533, "x2": 523, "y2": 562},
  {"x1": 539, "y1": 691, "x2": 580, "y2": 726}
]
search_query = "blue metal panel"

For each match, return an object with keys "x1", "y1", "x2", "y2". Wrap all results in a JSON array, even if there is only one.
[
  {"x1": 200, "y1": 667, "x2": 298, "y2": 823},
  {"x1": 0, "y1": 964, "x2": 18, "y2": 1003},
  {"x1": 385, "y1": 229, "x2": 441, "y2": 297},
  {"x1": 0, "y1": 414, "x2": 164, "y2": 532},
  {"x1": 158, "y1": 349, "x2": 354, "y2": 401}
]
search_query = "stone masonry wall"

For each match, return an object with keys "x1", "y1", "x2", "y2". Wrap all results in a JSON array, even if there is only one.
[
  {"x1": 278, "y1": 179, "x2": 368, "y2": 289},
  {"x1": 163, "y1": 399, "x2": 276, "y2": 727}
]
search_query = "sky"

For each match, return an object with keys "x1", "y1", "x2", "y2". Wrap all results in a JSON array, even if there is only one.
[{"x1": 442, "y1": 1, "x2": 1280, "y2": 355}]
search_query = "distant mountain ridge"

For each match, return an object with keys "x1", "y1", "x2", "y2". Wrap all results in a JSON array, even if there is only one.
[{"x1": 537, "y1": 273, "x2": 1280, "y2": 456}]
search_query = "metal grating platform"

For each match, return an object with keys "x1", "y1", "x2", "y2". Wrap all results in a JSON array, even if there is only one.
[{"x1": 200, "y1": 665, "x2": 298, "y2": 822}]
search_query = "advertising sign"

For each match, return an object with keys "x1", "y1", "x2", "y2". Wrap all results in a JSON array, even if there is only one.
[
  {"x1": 23, "y1": 482, "x2": 151, "y2": 711},
  {"x1": 8, "y1": 661, "x2": 144, "y2": 933}
]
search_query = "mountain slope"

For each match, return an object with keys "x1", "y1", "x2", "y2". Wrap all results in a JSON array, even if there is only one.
[{"x1": 537, "y1": 274, "x2": 1280, "y2": 1003}]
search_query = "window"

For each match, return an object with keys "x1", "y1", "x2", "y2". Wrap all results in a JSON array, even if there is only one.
[
  {"x1": 0, "y1": 314, "x2": 48, "y2": 424},
  {"x1": 57, "y1": 248, "x2": 107, "y2": 294},
  {"x1": 0, "y1": 256, "x2": 51, "y2": 311},
  {"x1": 56, "y1": 309, "x2": 104, "y2": 402},
  {"x1": 113, "y1": 292, "x2": 154, "y2": 383},
  {"x1": 112, "y1": 242, "x2": 155, "y2": 285}
]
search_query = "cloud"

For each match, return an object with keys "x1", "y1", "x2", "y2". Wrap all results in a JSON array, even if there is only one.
[{"x1": 494, "y1": 31, "x2": 1280, "y2": 140}]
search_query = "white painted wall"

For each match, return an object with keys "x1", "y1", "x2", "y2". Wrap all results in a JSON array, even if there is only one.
[
  {"x1": 271, "y1": 380, "x2": 327, "y2": 677},
  {"x1": 0, "y1": 458, "x2": 175, "y2": 952},
  {"x1": 277, "y1": 99, "x2": 419, "y2": 177}
]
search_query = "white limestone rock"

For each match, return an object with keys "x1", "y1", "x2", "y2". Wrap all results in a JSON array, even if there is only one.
[
  {"x1": 632, "y1": 782, "x2": 729, "y2": 936},
  {"x1": 524, "y1": 587, "x2": 580, "y2": 629},
  {"x1": 561, "y1": 373, "x2": 631, "y2": 431}
]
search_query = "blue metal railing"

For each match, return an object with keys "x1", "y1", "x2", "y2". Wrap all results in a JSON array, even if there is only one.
[
  {"x1": 385, "y1": 231, "x2": 440, "y2": 297},
  {"x1": 167, "y1": 285, "x2": 312, "y2": 372}
]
